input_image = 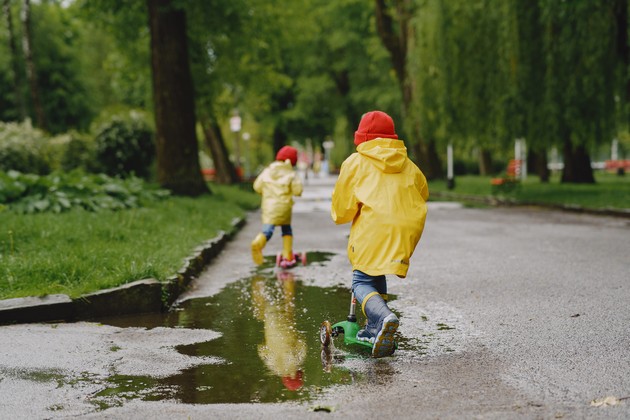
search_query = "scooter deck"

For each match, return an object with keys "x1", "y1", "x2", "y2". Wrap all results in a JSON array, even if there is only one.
[
  {"x1": 331, "y1": 320, "x2": 374, "y2": 350},
  {"x1": 276, "y1": 251, "x2": 307, "y2": 267}
]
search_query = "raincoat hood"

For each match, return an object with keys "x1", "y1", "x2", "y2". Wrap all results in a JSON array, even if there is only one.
[
  {"x1": 267, "y1": 160, "x2": 294, "y2": 179},
  {"x1": 356, "y1": 138, "x2": 407, "y2": 174}
]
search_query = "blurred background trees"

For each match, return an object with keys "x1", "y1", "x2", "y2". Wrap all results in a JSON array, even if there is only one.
[{"x1": 0, "y1": 0, "x2": 629, "y2": 193}]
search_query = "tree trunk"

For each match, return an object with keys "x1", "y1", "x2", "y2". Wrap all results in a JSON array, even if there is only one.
[
  {"x1": 147, "y1": 0, "x2": 208, "y2": 196},
  {"x1": 527, "y1": 148, "x2": 550, "y2": 182},
  {"x1": 412, "y1": 138, "x2": 442, "y2": 180},
  {"x1": 614, "y1": 0, "x2": 630, "y2": 126},
  {"x1": 478, "y1": 148, "x2": 492, "y2": 175},
  {"x1": 199, "y1": 114, "x2": 239, "y2": 185},
  {"x1": 374, "y1": 0, "x2": 442, "y2": 179},
  {"x1": 273, "y1": 125, "x2": 287, "y2": 157},
  {"x1": 3, "y1": 0, "x2": 26, "y2": 120},
  {"x1": 561, "y1": 138, "x2": 595, "y2": 183},
  {"x1": 20, "y1": 0, "x2": 45, "y2": 129}
]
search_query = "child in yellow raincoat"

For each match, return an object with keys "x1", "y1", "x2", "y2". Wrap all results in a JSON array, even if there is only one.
[
  {"x1": 251, "y1": 146, "x2": 304, "y2": 267},
  {"x1": 331, "y1": 110, "x2": 429, "y2": 358}
]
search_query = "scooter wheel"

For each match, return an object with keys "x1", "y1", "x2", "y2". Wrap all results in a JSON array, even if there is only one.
[{"x1": 320, "y1": 320, "x2": 332, "y2": 347}]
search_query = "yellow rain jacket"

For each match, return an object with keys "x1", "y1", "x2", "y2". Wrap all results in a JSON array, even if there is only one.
[
  {"x1": 253, "y1": 160, "x2": 303, "y2": 225},
  {"x1": 331, "y1": 138, "x2": 429, "y2": 278}
]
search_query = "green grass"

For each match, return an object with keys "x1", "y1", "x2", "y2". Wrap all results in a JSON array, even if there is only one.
[
  {"x1": 0, "y1": 183, "x2": 260, "y2": 300},
  {"x1": 429, "y1": 171, "x2": 630, "y2": 210}
]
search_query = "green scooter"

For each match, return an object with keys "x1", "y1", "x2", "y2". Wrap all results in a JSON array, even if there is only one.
[
  {"x1": 320, "y1": 292, "x2": 382, "y2": 351},
  {"x1": 320, "y1": 292, "x2": 399, "y2": 369}
]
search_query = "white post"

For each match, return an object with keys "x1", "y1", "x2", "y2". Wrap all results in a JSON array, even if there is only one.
[
  {"x1": 242, "y1": 132, "x2": 250, "y2": 178},
  {"x1": 447, "y1": 142, "x2": 455, "y2": 189},
  {"x1": 322, "y1": 140, "x2": 334, "y2": 176},
  {"x1": 521, "y1": 139, "x2": 527, "y2": 180},
  {"x1": 612, "y1": 138, "x2": 619, "y2": 161},
  {"x1": 515, "y1": 138, "x2": 527, "y2": 180},
  {"x1": 229, "y1": 111, "x2": 242, "y2": 178}
]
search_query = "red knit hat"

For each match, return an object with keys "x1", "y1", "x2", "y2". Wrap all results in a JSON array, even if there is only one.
[
  {"x1": 281, "y1": 370, "x2": 304, "y2": 391},
  {"x1": 276, "y1": 145, "x2": 298, "y2": 166},
  {"x1": 354, "y1": 111, "x2": 398, "y2": 146}
]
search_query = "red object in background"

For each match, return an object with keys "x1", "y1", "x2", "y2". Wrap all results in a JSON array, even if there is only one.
[
  {"x1": 201, "y1": 167, "x2": 243, "y2": 181},
  {"x1": 604, "y1": 160, "x2": 630, "y2": 171}
]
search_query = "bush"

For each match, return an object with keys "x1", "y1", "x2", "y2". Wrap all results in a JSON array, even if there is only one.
[
  {"x1": 94, "y1": 113, "x2": 155, "y2": 178},
  {"x1": 0, "y1": 170, "x2": 170, "y2": 214},
  {"x1": 60, "y1": 132, "x2": 97, "y2": 172},
  {"x1": 0, "y1": 121, "x2": 50, "y2": 175},
  {"x1": 454, "y1": 159, "x2": 480, "y2": 175}
]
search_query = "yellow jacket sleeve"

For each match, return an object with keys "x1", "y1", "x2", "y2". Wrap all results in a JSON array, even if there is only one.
[
  {"x1": 331, "y1": 156, "x2": 360, "y2": 224},
  {"x1": 291, "y1": 175, "x2": 303, "y2": 197}
]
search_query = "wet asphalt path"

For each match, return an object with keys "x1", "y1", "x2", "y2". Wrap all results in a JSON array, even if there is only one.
[{"x1": 1, "y1": 174, "x2": 629, "y2": 419}]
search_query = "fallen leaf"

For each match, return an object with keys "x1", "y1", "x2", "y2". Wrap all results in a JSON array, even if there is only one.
[{"x1": 590, "y1": 396, "x2": 621, "y2": 407}]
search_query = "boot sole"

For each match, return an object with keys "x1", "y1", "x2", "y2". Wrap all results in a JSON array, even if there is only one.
[{"x1": 372, "y1": 314, "x2": 398, "y2": 358}]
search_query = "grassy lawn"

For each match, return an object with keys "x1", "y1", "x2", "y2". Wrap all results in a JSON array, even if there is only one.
[
  {"x1": 429, "y1": 171, "x2": 630, "y2": 210},
  {"x1": 0, "y1": 184, "x2": 260, "y2": 300}
]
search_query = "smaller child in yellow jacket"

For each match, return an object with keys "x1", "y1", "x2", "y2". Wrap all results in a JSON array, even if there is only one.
[
  {"x1": 331, "y1": 110, "x2": 429, "y2": 358},
  {"x1": 251, "y1": 146, "x2": 304, "y2": 267}
]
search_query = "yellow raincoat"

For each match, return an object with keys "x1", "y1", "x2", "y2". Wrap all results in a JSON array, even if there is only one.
[
  {"x1": 331, "y1": 138, "x2": 429, "y2": 278},
  {"x1": 253, "y1": 160, "x2": 303, "y2": 225}
]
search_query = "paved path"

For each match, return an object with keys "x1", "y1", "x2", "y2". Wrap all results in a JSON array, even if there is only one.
[{"x1": 1, "y1": 174, "x2": 629, "y2": 419}]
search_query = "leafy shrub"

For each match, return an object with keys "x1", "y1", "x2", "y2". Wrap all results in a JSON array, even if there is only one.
[
  {"x1": 94, "y1": 113, "x2": 155, "y2": 178},
  {"x1": 60, "y1": 132, "x2": 97, "y2": 172},
  {"x1": 0, "y1": 170, "x2": 169, "y2": 214},
  {"x1": 42, "y1": 134, "x2": 68, "y2": 172},
  {"x1": 44, "y1": 132, "x2": 98, "y2": 173},
  {"x1": 0, "y1": 121, "x2": 50, "y2": 175}
]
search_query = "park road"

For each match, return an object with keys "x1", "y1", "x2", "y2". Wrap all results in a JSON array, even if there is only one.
[{"x1": 0, "y1": 174, "x2": 629, "y2": 419}]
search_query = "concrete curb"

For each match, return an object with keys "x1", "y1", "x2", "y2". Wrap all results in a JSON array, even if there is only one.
[
  {"x1": 431, "y1": 191, "x2": 630, "y2": 219},
  {"x1": 0, "y1": 216, "x2": 246, "y2": 325}
]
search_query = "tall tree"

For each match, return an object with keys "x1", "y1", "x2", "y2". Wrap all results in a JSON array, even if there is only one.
[
  {"x1": 20, "y1": 0, "x2": 45, "y2": 129},
  {"x1": 147, "y1": 0, "x2": 208, "y2": 195},
  {"x1": 199, "y1": 111, "x2": 239, "y2": 184},
  {"x1": 510, "y1": 0, "x2": 550, "y2": 181},
  {"x1": 375, "y1": 0, "x2": 442, "y2": 179},
  {"x1": 613, "y1": 0, "x2": 630, "y2": 135},
  {"x1": 2, "y1": 0, "x2": 26, "y2": 120},
  {"x1": 539, "y1": 0, "x2": 617, "y2": 183}
]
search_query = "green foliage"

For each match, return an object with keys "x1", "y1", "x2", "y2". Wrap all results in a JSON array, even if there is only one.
[
  {"x1": 60, "y1": 131, "x2": 98, "y2": 172},
  {"x1": 74, "y1": 0, "x2": 153, "y2": 109},
  {"x1": 0, "y1": 170, "x2": 169, "y2": 214},
  {"x1": 0, "y1": 59, "x2": 18, "y2": 122},
  {"x1": 210, "y1": 182, "x2": 261, "y2": 211},
  {"x1": 94, "y1": 113, "x2": 155, "y2": 178},
  {"x1": 31, "y1": 2, "x2": 94, "y2": 133},
  {"x1": 538, "y1": 0, "x2": 617, "y2": 147},
  {"x1": 0, "y1": 121, "x2": 50, "y2": 175}
]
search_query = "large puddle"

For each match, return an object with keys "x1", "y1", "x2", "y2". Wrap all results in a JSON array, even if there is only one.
[{"x1": 91, "y1": 252, "x2": 379, "y2": 407}]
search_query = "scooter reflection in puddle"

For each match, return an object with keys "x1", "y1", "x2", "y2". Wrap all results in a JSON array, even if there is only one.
[{"x1": 251, "y1": 271, "x2": 307, "y2": 391}]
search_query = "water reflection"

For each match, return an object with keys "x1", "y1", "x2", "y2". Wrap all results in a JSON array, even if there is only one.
[
  {"x1": 252, "y1": 271, "x2": 306, "y2": 391},
  {"x1": 92, "y1": 271, "x2": 356, "y2": 406}
]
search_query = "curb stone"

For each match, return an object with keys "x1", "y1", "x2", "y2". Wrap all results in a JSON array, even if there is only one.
[{"x1": 0, "y1": 216, "x2": 246, "y2": 325}]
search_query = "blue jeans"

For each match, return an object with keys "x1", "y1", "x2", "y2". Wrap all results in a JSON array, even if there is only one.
[
  {"x1": 351, "y1": 270, "x2": 387, "y2": 306},
  {"x1": 262, "y1": 224, "x2": 293, "y2": 241}
]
